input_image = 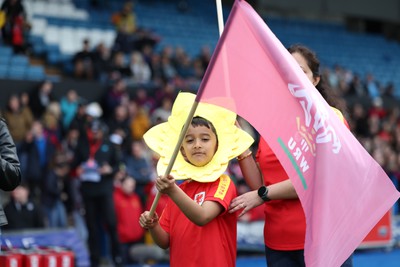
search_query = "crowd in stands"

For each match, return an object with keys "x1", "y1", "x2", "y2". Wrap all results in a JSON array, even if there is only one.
[
  {"x1": 0, "y1": 0, "x2": 400, "y2": 265},
  {"x1": 0, "y1": 0, "x2": 31, "y2": 55}
]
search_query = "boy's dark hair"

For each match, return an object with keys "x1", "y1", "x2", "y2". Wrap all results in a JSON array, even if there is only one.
[{"x1": 191, "y1": 116, "x2": 218, "y2": 139}]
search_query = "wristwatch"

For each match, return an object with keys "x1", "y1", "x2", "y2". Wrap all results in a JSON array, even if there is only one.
[{"x1": 258, "y1": 185, "x2": 271, "y2": 202}]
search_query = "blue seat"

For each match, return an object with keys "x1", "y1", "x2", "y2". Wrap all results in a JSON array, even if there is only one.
[
  {"x1": 26, "y1": 66, "x2": 46, "y2": 81},
  {"x1": 0, "y1": 54, "x2": 11, "y2": 65},
  {"x1": 47, "y1": 50, "x2": 62, "y2": 65},
  {"x1": 0, "y1": 64, "x2": 8, "y2": 78},
  {"x1": 0, "y1": 46, "x2": 13, "y2": 57},
  {"x1": 7, "y1": 65, "x2": 27, "y2": 80},
  {"x1": 9, "y1": 55, "x2": 29, "y2": 67}
]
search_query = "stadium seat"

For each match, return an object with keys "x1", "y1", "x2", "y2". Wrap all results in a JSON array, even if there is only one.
[
  {"x1": 9, "y1": 55, "x2": 29, "y2": 68},
  {"x1": 0, "y1": 46, "x2": 13, "y2": 58},
  {"x1": 0, "y1": 64, "x2": 8, "y2": 78},
  {"x1": 7, "y1": 65, "x2": 27, "y2": 80},
  {"x1": 26, "y1": 66, "x2": 46, "y2": 81},
  {"x1": 44, "y1": 26, "x2": 61, "y2": 45}
]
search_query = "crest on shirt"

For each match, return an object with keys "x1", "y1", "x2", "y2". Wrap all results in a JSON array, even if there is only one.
[{"x1": 194, "y1": 192, "x2": 205, "y2": 205}]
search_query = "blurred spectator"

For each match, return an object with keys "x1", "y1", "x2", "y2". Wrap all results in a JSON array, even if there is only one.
[
  {"x1": 174, "y1": 48, "x2": 195, "y2": 79},
  {"x1": 327, "y1": 64, "x2": 342, "y2": 91},
  {"x1": 346, "y1": 73, "x2": 365, "y2": 96},
  {"x1": 69, "y1": 100, "x2": 90, "y2": 136},
  {"x1": 60, "y1": 89, "x2": 80, "y2": 133},
  {"x1": 60, "y1": 125, "x2": 88, "y2": 242},
  {"x1": 111, "y1": 1, "x2": 159, "y2": 53},
  {"x1": 123, "y1": 140, "x2": 156, "y2": 205},
  {"x1": 18, "y1": 120, "x2": 56, "y2": 200},
  {"x1": 150, "y1": 97, "x2": 172, "y2": 125},
  {"x1": 41, "y1": 101, "x2": 62, "y2": 146},
  {"x1": 160, "y1": 52, "x2": 177, "y2": 83},
  {"x1": 20, "y1": 91, "x2": 30, "y2": 109},
  {"x1": 0, "y1": 0, "x2": 26, "y2": 47},
  {"x1": 111, "y1": 1, "x2": 137, "y2": 36},
  {"x1": 128, "y1": 100, "x2": 151, "y2": 141},
  {"x1": 73, "y1": 39, "x2": 95, "y2": 80},
  {"x1": 107, "y1": 104, "x2": 132, "y2": 153},
  {"x1": 365, "y1": 73, "x2": 381, "y2": 99},
  {"x1": 29, "y1": 80, "x2": 55, "y2": 119},
  {"x1": 84, "y1": 102, "x2": 103, "y2": 122},
  {"x1": 153, "y1": 82, "x2": 177, "y2": 107},
  {"x1": 3, "y1": 93, "x2": 33, "y2": 146},
  {"x1": 102, "y1": 79, "x2": 130, "y2": 120},
  {"x1": 383, "y1": 82, "x2": 395, "y2": 98},
  {"x1": 42, "y1": 151, "x2": 69, "y2": 228},
  {"x1": 10, "y1": 13, "x2": 31, "y2": 54},
  {"x1": 113, "y1": 175, "x2": 144, "y2": 264},
  {"x1": 141, "y1": 44, "x2": 154, "y2": 66},
  {"x1": 111, "y1": 1, "x2": 138, "y2": 53},
  {"x1": 350, "y1": 103, "x2": 370, "y2": 138},
  {"x1": 3, "y1": 183, "x2": 45, "y2": 231},
  {"x1": 128, "y1": 51, "x2": 152, "y2": 86},
  {"x1": 197, "y1": 45, "x2": 212, "y2": 72},
  {"x1": 368, "y1": 97, "x2": 387, "y2": 119},
  {"x1": 73, "y1": 119, "x2": 123, "y2": 267},
  {"x1": 92, "y1": 42, "x2": 113, "y2": 83},
  {"x1": 132, "y1": 88, "x2": 155, "y2": 113},
  {"x1": 149, "y1": 52, "x2": 164, "y2": 84},
  {"x1": 109, "y1": 51, "x2": 132, "y2": 81}
]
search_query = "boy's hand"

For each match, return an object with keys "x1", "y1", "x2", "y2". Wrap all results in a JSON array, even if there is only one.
[
  {"x1": 156, "y1": 174, "x2": 176, "y2": 195},
  {"x1": 139, "y1": 211, "x2": 159, "y2": 229}
]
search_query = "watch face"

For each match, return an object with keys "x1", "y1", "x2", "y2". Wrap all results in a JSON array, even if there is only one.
[
  {"x1": 258, "y1": 186, "x2": 266, "y2": 197},
  {"x1": 258, "y1": 186, "x2": 269, "y2": 201}
]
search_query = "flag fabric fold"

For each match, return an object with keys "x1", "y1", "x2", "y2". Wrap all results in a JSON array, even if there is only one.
[{"x1": 196, "y1": 0, "x2": 400, "y2": 266}]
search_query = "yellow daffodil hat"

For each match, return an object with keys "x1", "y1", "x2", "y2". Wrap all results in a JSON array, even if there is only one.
[{"x1": 143, "y1": 92, "x2": 254, "y2": 183}]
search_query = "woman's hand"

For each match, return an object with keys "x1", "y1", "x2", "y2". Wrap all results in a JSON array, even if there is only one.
[{"x1": 229, "y1": 190, "x2": 264, "y2": 217}]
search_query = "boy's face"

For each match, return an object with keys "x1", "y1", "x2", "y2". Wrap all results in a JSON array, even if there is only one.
[{"x1": 181, "y1": 125, "x2": 217, "y2": 167}]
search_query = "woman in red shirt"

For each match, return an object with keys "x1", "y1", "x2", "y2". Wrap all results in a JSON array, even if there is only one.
[{"x1": 229, "y1": 44, "x2": 353, "y2": 267}]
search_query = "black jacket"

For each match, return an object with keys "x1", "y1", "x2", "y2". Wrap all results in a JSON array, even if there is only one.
[
  {"x1": 0, "y1": 119, "x2": 22, "y2": 226},
  {"x1": 73, "y1": 131, "x2": 121, "y2": 198}
]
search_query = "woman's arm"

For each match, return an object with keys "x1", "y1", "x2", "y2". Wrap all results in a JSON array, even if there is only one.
[
  {"x1": 236, "y1": 149, "x2": 263, "y2": 190},
  {"x1": 229, "y1": 179, "x2": 298, "y2": 216}
]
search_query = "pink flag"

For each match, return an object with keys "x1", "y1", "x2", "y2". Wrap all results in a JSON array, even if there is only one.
[{"x1": 195, "y1": 0, "x2": 400, "y2": 266}]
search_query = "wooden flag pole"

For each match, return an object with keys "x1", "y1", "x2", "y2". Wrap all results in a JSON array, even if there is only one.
[{"x1": 148, "y1": 101, "x2": 199, "y2": 217}]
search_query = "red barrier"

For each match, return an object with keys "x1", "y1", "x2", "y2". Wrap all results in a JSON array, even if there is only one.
[
  {"x1": 0, "y1": 251, "x2": 23, "y2": 267},
  {"x1": 359, "y1": 210, "x2": 394, "y2": 248},
  {"x1": 0, "y1": 247, "x2": 74, "y2": 267}
]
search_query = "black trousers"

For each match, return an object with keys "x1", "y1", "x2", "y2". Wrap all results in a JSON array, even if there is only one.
[{"x1": 83, "y1": 193, "x2": 122, "y2": 267}]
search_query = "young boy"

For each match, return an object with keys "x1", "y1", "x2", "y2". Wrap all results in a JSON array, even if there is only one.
[{"x1": 139, "y1": 92, "x2": 253, "y2": 267}]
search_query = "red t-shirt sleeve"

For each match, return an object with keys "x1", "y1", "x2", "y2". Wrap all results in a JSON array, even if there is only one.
[{"x1": 205, "y1": 174, "x2": 237, "y2": 214}]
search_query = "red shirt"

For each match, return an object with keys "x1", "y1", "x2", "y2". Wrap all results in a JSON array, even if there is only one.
[
  {"x1": 113, "y1": 187, "x2": 144, "y2": 243},
  {"x1": 159, "y1": 174, "x2": 237, "y2": 267},
  {"x1": 257, "y1": 109, "x2": 350, "y2": 250},
  {"x1": 257, "y1": 137, "x2": 306, "y2": 250}
]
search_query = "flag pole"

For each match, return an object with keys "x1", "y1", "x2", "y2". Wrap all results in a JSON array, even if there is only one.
[
  {"x1": 148, "y1": 1, "x2": 225, "y2": 217},
  {"x1": 148, "y1": 102, "x2": 199, "y2": 217},
  {"x1": 216, "y1": 0, "x2": 224, "y2": 36}
]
